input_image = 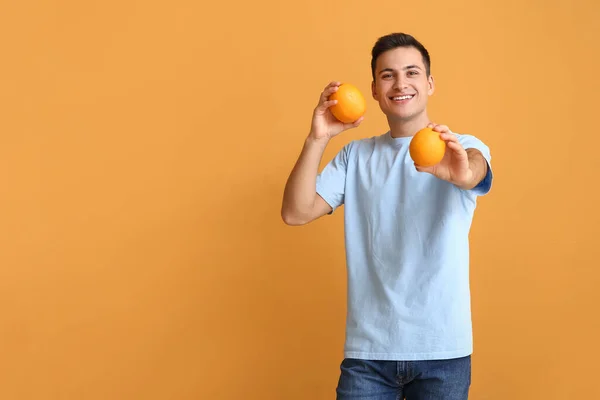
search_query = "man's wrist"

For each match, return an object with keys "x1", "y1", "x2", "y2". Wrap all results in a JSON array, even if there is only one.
[
  {"x1": 453, "y1": 168, "x2": 477, "y2": 190},
  {"x1": 454, "y1": 152, "x2": 488, "y2": 190},
  {"x1": 305, "y1": 133, "x2": 330, "y2": 148}
]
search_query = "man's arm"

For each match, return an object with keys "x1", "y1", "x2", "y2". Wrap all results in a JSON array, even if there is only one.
[
  {"x1": 414, "y1": 124, "x2": 492, "y2": 193},
  {"x1": 281, "y1": 81, "x2": 363, "y2": 226},
  {"x1": 454, "y1": 148, "x2": 489, "y2": 190},
  {"x1": 281, "y1": 137, "x2": 333, "y2": 226}
]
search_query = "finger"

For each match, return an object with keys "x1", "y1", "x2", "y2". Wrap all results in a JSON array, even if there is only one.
[
  {"x1": 322, "y1": 81, "x2": 341, "y2": 97},
  {"x1": 439, "y1": 132, "x2": 458, "y2": 142},
  {"x1": 446, "y1": 140, "x2": 467, "y2": 156},
  {"x1": 414, "y1": 163, "x2": 434, "y2": 173},
  {"x1": 325, "y1": 85, "x2": 339, "y2": 97},
  {"x1": 346, "y1": 116, "x2": 364, "y2": 128},
  {"x1": 432, "y1": 124, "x2": 450, "y2": 133},
  {"x1": 446, "y1": 140, "x2": 463, "y2": 149},
  {"x1": 320, "y1": 85, "x2": 340, "y2": 103},
  {"x1": 316, "y1": 99, "x2": 338, "y2": 112},
  {"x1": 324, "y1": 81, "x2": 341, "y2": 91},
  {"x1": 341, "y1": 117, "x2": 362, "y2": 130}
]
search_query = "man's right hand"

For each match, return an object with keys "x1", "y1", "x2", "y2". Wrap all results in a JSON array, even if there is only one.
[{"x1": 309, "y1": 81, "x2": 364, "y2": 142}]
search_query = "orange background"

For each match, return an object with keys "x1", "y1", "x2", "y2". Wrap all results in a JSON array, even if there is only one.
[{"x1": 1, "y1": 0, "x2": 599, "y2": 399}]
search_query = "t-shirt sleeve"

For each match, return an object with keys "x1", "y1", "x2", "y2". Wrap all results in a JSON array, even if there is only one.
[
  {"x1": 457, "y1": 134, "x2": 493, "y2": 196},
  {"x1": 315, "y1": 143, "x2": 351, "y2": 213}
]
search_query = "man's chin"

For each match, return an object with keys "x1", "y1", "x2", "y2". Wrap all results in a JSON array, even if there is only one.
[{"x1": 386, "y1": 111, "x2": 415, "y2": 122}]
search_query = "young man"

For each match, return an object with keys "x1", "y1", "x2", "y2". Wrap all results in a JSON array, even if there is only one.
[{"x1": 281, "y1": 32, "x2": 493, "y2": 400}]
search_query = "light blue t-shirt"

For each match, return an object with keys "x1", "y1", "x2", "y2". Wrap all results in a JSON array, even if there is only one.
[{"x1": 316, "y1": 130, "x2": 493, "y2": 361}]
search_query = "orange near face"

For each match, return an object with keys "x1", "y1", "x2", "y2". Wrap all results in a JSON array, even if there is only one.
[
  {"x1": 409, "y1": 127, "x2": 446, "y2": 167},
  {"x1": 328, "y1": 83, "x2": 366, "y2": 123}
]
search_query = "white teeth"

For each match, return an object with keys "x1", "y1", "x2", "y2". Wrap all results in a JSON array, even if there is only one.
[{"x1": 392, "y1": 95, "x2": 413, "y2": 100}]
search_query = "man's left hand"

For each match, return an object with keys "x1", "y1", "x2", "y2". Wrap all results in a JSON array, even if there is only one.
[{"x1": 414, "y1": 123, "x2": 474, "y2": 189}]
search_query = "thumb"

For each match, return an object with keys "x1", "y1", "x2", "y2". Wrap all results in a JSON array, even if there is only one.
[
  {"x1": 414, "y1": 163, "x2": 433, "y2": 173},
  {"x1": 343, "y1": 116, "x2": 364, "y2": 130}
]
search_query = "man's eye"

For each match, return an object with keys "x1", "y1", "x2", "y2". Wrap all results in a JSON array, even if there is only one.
[
  {"x1": 408, "y1": 70, "x2": 418, "y2": 76},
  {"x1": 382, "y1": 74, "x2": 392, "y2": 79}
]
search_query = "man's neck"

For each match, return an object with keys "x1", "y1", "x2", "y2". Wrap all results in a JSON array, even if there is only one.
[{"x1": 388, "y1": 113, "x2": 431, "y2": 138}]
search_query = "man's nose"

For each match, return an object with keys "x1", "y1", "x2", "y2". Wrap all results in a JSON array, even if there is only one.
[{"x1": 393, "y1": 76, "x2": 408, "y2": 90}]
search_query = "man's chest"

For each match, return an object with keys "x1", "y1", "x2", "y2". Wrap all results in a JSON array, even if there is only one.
[{"x1": 345, "y1": 151, "x2": 458, "y2": 216}]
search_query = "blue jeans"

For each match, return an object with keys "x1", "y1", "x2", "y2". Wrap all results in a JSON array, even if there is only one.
[{"x1": 336, "y1": 356, "x2": 471, "y2": 400}]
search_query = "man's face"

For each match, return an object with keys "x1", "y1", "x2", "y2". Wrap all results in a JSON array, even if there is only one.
[{"x1": 371, "y1": 46, "x2": 434, "y2": 122}]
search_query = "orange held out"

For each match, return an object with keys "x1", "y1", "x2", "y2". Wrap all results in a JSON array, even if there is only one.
[
  {"x1": 409, "y1": 127, "x2": 447, "y2": 167},
  {"x1": 328, "y1": 83, "x2": 366, "y2": 123}
]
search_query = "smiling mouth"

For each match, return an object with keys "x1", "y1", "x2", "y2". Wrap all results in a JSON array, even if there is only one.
[{"x1": 390, "y1": 94, "x2": 415, "y2": 101}]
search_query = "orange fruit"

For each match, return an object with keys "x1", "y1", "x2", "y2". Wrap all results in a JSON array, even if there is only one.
[
  {"x1": 328, "y1": 83, "x2": 366, "y2": 123},
  {"x1": 409, "y1": 127, "x2": 446, "y2": 167}
]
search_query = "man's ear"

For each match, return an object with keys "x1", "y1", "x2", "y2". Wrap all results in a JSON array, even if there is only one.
[
  {"x1": 371, "y1": 80, "x2": 377, "y2": 99},
  {"x1": 428, "y1": 74, "x2": 435, "y2": 96}
]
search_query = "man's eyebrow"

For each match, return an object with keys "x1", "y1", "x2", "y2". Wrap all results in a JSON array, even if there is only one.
[{"x1": 378, "y1": 65, "x2": 422, "y2": 74}]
